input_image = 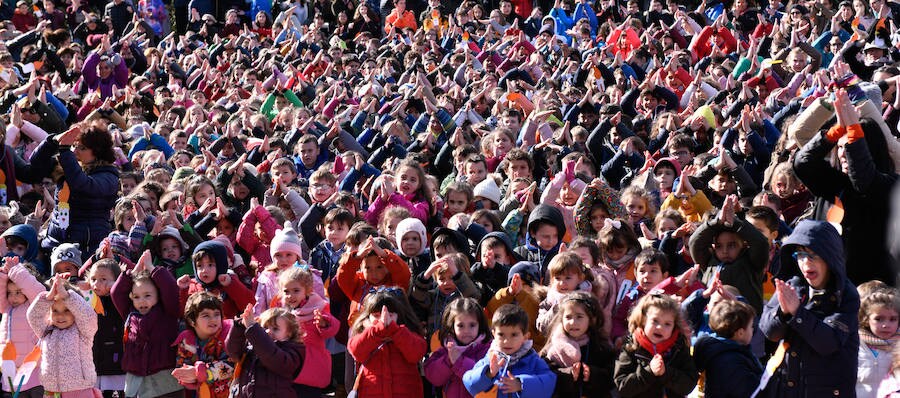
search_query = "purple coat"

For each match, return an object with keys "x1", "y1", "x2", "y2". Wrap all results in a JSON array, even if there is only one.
[
  {"x1": 225, "y1": 322, "x2": 304, "y2": 398},
  {"x1": 111, "y1": 266, "x2": 180, "y2": 376},
  {"x1": 81, "y1": 51, "x2": 128, "y2": 100},
  {"x1": 424, "y1": 340, "x2": 491, "y2": 398}
]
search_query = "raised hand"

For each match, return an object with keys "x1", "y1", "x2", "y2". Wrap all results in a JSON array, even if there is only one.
[
  {"x1": 650, "y1": 353, "x2": 666, "y2": 376},
  {"x1": 497, "y1": 371, "x2": 523, "y2": 393},
  {"x1": 509, "y1": 273, "x2": 524, "y2": 295},
  {"x1": 774, "y1": 279, "x2": 800, "y2": 315},
  {"x1": 217, "y1": 274, "x2": 231, "y2": 287},
  {"x1": 240, "y1": 303, "x2": 255, "y2": 328},
  {"x1": 313, "y1": 309, "x2": 330, "y2": 330},
  {"x1": 135, "y1": 250, "x2": 153, "y2": 273},
  {"x1": 674, "y1": 264, "x2": 700, "y2": 288},
  {"x1": 56, "y1": 125, "x2": 82, "y2": 146},
  {"x1": 488, "y1": 352, "x2": 507, "y2": 377},
  {"x1": 171, "y1": 365, "x2": 198, "y2": 384},
  {"x1": 177, "y1": 275, "x2": 192, "y2": 289}
]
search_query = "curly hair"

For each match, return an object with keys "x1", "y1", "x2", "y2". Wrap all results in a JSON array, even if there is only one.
[{"x1": 76, "y1": 122, "x2": 116, "y2": 163}]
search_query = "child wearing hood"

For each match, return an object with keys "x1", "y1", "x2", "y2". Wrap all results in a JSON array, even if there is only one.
[
  {"x1": 0, "y1": 257, "x2": 45, "y2": 398},
  {"x1": 511, "y1": 204, "x2": 565, "y2": 279},
  {"x1": 1, "y1": 225, "x2": 46, "y2": 276},
  {"x1": 254, "y1": 223, "x2": 325, "y2": 316},
  {"x1": 540, "y1": 156, "x2": 587, "y2": 239},
  {"x1": 410, "y1": 253, "x2": 481, "y2": 343},
  {"x1": 760, "y1": 220, "x2": 861, "y2": 397},
  {"x1": 395, "y1": 218, "x2": 432, "y2": 278},
  {"x1": 177, "y1": 241, "x2": 255, "y2": 319},
  {"x1": 143, "y1": 215, "x2": 202, "y2": 278},
  {"x1": 470, "y1": 232, "x2": 518, "y2": 307}
]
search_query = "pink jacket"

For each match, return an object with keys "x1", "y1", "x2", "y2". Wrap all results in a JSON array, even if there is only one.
[
  {"x1": 291, "y1": 293, "x2": 338, "y2": 388},
  {"x1": 26, "y1": 290, "x2": 98, "y2": 393},
  {"x1": 540, "y1": 173, "x2": 585, "y2": 242},
  {"x1": 0, "y1": 265, "x2": 45, "y2": 392},
  {"x1": 365, "y1": 192, "x2": 429, "y2": 225},
  {"x1": 237, "y1": 205, "x2": 280, "y2": 269}
]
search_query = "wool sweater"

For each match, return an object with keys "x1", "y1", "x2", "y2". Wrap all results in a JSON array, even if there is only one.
[{"x1": 26, "y1": 290, "x2": 98, "y2": 393}]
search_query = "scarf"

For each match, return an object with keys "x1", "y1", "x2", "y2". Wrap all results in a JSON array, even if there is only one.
[
  {"x1": 860, "y1": 328, "x2": 899, "y2": 351},
  {"x1": 634, "y1": 328, "x2": 680, "y2": 356},
  {"x1": 604, "y1": 247, "x2": 639, "y2": 270},
  {"x1": 488, "y1": 339, "x2": 534, "y2": 368},
  {"x1": 292, "y1": 293, "x2": 328, "y2": 323},
  {"x1": 544, "y1": 327, "x2": 590, "y2": 367}
]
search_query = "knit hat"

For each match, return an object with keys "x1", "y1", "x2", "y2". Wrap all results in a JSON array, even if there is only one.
[
  {"x1": 51, "y1": 243, "x2": 82, "y2": 275},
  {"x1": 652, "y1": 157, "x2": 682, "y2": 176},
  {"x1": 158, "y1": 226, "x2": 189, "y2": 251},
  {"x1": 507, "y1": 261, "x2": 542, "y2": 286},
  {"x1": 270, "y1": 222, "x2": 303, "y2": 259},
  {"x1": 395, "y1": 218, "x2": 427, "y2": 256},
  {"x1": 473, "y1": 178, "x2": 502, "y2": 206},
  {"x1": 192, "y1": 240, "x2": 229, "y2": 288}
]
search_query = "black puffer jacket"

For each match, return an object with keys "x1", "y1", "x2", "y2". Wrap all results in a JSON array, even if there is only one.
[{"x1": 693, "y1": 335, "x2": 763, "y2": 398}]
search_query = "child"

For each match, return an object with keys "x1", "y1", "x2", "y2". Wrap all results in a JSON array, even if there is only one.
[
  {"x1": 179, "y1": 241, "x2": 255, "y2": 319},
  {"x1": 693, "y1": 299, "x2": 763, "y2": 397},
  {"x1": 485, "y1": 262, "x2": 546, "y2": 350},
  {"x1": 650, "y1": 157, "x2": 680, "y2": 205},
  {"x1": 443, "y1": 181, "x2": 474, "y2": 220},
  {"x1": 620, "y1": 186, "x2": 656, "y2": 235},
  {"x1": 347, "y1": 290, "x2": 427, "y2": 398},
  {"x1": 610, "y1": 249, "x2": 673, "y2": 343},
  {"x1": 471, "y1": 232, "x2": 518, "y2": 307},
  {"x1": 111, "y1": 251, "x2": 184, "y2": 398},
  {"x1": 309, "y1": 208, "x2": 354, "y2": 282},
  {"x1": 88, "y1": 259, "x2": 126, "y2": 398},
  {"x1": 598, "y1": 218, "x2": 642, "y2": 306},
  {"x1": 536, "y1": 252, "x2": 593, "y2": 336},
  {"x1": 145, "y1": 223, "x2": 198, "y2": 278},
  {"x1": 226, "y1": 305, "x2": 305, "y2": 398},
  {"x1": 365, "y1": 159, "x2": 434, "y2": 224},
  {"x1": 745, "y1": 205, "x2": 784, "y2": 302},
  {"x1": 541, "y1": 156, "x2": 587, "y2": 238},
  {"x1": 279, "y1": 267, "x2": 339, "y2": 396},
  {"x1": 237, "y1": 200, "x2": 281, "y2": 270},
  {"x1": 26, "y1": 275, "x2": 98, "y2": 397},
  {"x1": 395, "y1": 217, "x2": 432, "y2": 277},
  {"x1": 424, "y1": 298, "x2": 492, "y2": 398},
  {"x1": 254, "y1": 223, "x2": 315, "y2": 316},
  {"x1": 50, "y1": 243, "x2": 82, "y2": 276},
  {"x1": 410, "y1": 253, "x2": 481, "y2": 341},
  {"x1": 171, "y1": 292, "x2": 235, "y2": 398},
  {"x1": 462, "y1": 304, "x2": 556, "y2": 398},
  {"x1": 574, "y1": 178, "x2": 626, "y2": 238},
  {"x1": 760, "y1": 220, "x2": 860, "y2": 397},
  {"x1": 377, "y1": 207, "x2": 410, "y2": 247},
  {"x1": 613, "y1": 294, "x2": 698, "y2": 397},
  {"x1": 512, "y1": 204, "x2": 565, "y2": 277},
  {"x1": 856, "y1": 288, "x2": 899, "y2": 398},
  {"x1": 681, "y1": 272, "x2": 742, "y2": 343},
  {"x1": 541, "y1": 292, "x2": 616, "y2": 397},
  {"x1": 660, "y1": 165, "x2": 714, "y2": 223},
  {"x1": 337, "y1": 236, "x2": 411, "y2": 326},
  {"x1": 688, "y1": 194, "x2": 769, "y2": 313},
  {"x1": 0, "y1": 257, "x2": 44, "y2": 397},
  {"x1": 1, "y1": 225, "x2": 45, "y2": 276}
]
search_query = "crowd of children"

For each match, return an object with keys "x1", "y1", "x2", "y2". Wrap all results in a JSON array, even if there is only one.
[{"x1": 0, "y1": 0, "x2": 897, "y2": 396}]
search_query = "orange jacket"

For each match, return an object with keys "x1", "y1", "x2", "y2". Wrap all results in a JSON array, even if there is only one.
[{"x1": 336, "y1": 250, "x2": 411, "y2": 326}]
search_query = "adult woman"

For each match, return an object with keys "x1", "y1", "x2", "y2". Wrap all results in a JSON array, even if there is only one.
[{"x1": 35, "y1": 121, "x2": 120, "y2": 259}]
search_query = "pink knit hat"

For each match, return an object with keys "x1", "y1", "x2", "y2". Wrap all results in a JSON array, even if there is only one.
[{"x1": 270, "y1": 222, "x2": 304, "y2": 259}]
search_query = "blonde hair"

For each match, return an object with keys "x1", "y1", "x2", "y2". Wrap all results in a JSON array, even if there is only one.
[
  {"x1": 278, "y1": 266, "x2": 315, "y2": 292},
  {"x1": 858, "y1": 289, "x2": 900, "y2": 330},
  {"x1": 547, "y1": 251, "x2": 590, "y2": 280},
  {"x1": 625, "y1": 293, "x2": 690, "y2": 351},
  {"x1": 259, "y1": 307, "x2": 301, "y2": 342}
]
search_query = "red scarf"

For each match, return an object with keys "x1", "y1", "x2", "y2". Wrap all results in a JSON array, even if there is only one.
[{"x1": 634, "y1": 328, "x2": 680, "y2": 355}]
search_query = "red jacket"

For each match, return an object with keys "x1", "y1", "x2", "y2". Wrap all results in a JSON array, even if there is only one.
[
  {"x1": 348, "y1": 320, "x2": 426, "y2": 398},
  {"x1": 179, "y1": 277, "x2": 255, "y2": 320}
]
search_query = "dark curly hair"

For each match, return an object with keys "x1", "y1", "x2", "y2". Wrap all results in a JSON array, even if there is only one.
[{"x1": 76, "y1": 122, "x2": 116, "y2": 163}]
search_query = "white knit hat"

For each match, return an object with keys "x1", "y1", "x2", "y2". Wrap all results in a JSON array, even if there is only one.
[
  {"x1": 395, "y1": 218, "x2": 427, "y2": 256},
  {"x1": 473, "y1": 178, "x2": 502, "y2": 206},
  {"x1": 270, "y1": 222, "x2": 304, "y2": 259}
]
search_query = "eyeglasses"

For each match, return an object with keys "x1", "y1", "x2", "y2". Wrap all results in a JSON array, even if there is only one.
[{"x1": 792, "y1": 251, "x2": 819, "y2": 262}]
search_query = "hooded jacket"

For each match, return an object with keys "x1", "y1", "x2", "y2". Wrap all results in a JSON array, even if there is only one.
[
  {"x1": 760, "y1": 220, "x2": 860, "y2": 398},
  {"x1": 395, "y1": 217, "x2": 431, "y2": 277},
  {"x1": 693, "y1": 335, "x2": 763, "y2": 398},
  {"x1": 470, "y1": 232, "x2": 519, "y2": 306},
  {"x1": 514, "y1": 205, "x2": 565, "y2": 280},
  {"x1": 1, "y1": 224, "x2": 44, "y2": 274}
]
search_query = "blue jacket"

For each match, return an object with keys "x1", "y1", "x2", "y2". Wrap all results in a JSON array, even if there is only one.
[
  {"x1": 463, "y1": 348, "x2": 556, "y2": 398},
  {"x1": 1, "y1": 224, "x2": 45, "y2": 274},
  {"x1": 693, "y1": 335, "x2": 763, "y2": 398},
  {"x1": 760, "y1": 220, "x2": 860, "y2": 398}
]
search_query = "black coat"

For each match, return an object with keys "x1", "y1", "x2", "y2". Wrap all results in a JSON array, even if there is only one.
[
  {"x1": 614, "y1": 335, "x2": 698, "y2": 398},
  {"x1": 693, "y1": 335, "x2": 763, "y2": 398},
  {"x1": 545, "y1": 339, "x2": 616, "y2": 398},
  {"x1": 93, "y1": 295, "x2": 125, "y2": 375}
]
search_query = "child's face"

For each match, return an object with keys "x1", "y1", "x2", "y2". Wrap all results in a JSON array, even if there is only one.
[
  {"x1": 474, "y1": 215, "x2": 493, "y2": 233},
  {"x1": 656, "y1": 217, "x2": 677, "y2": 237},
  {"x1": 273, "y1": 165, "x2": 297, "y2": 186},
  {"x1": 465, "y1": 162, "x2": 487, "y2": 186},
  {"x1": 590, "y1": 207, "x2": 609, "y2": 233},
  {"x1": 281, "y1": 280, "x2": 308, "y2": 309},
  {"x1": 551, "y1": 270, "x2": 584, "y2": 293},
  {"x1": 493, "y1": 133, "x2": 513, "y2": 157},
  {"x1": 493, "y1": 325, "x2": 529, "y2": 355},
  {"x1": 130, "y1": 281, "x2": 159, "y2": 315},
  {"x1": 606, "y1": 244, "x2": 628, "y2": 262},
  {"x1": 216, "y1": 219, "x2": 235, "y2": 237},
  {"x1": 397, "y1": 166, "x2": 421, "y2": 197},
  {"x1": 623, "y1": 194, "x2": 647, "y2": 224},
  {"x1": 195, "y1": 256, "x2": 217, "y2": 285},
  {"x1": 160, "y1": 237, "x2": 183, "y2": 262},
  {"x1": 712, "y1": 231, "x2": 744, "y2": 264},
  {"x1": 310, "y1": 177, "x2": 336, "y2": 203},
  {"x1": 643, "y1": 307, "x2": 675, "y2": 344},
  {"x1": 747, "y1": 217, "x2": 778, "y2": 243},
  {"x1": 710, "y1": 174, "x2": 735, "y2": 195},
  {"x1": 436, "y1": 270, "x2": 457, "y2": 295},
  {"x1": 533, "y1": 224, "x2": 559, "y2": 251},
  {"x1": 383, "y1": 216, "x2": 402, "y2": 245},
  {"x1": 453, "y1": 312, "x2": 480, "y2": 345},
  {"x1": 362, "y1": 256, "x2": 388, "y2": 284},
  {"x1": 0, "y1": 214, "x2": 11, "y2": 234},
  {"x1": 229, "y1": 179, "x2": 250, "y2": 200},
  {"x1": 121, "y1": 177, "x2": 138, "y2": 196},
  {"x1": 654, "y1": 167, "x2": 676, "y2": 191},
  {"x1": 868, "y1": 306, "x2": 900, "y2": 340},
  {"x1": 192, "y1": 308, "x2": 222, "y2": 339},
  {"x1": 273, "y1": 251, "x2": 299, "y2": 269},
  {"x1": 507, "y1": 160, "x2": 531, "y2": 180},
  {"x1": 265, "y1": 317, "x2": 291, "y2": 342},
  {"x1": 53, "y1": 262, "x2": 79, "y2": 276},
  {"x1": 636, "y1": 262, "x2": 667, "y2": 290},
  {"x1": 445, "y1": 191, "x2": 469, "y2": 216},
  {"x1": 299, "y1": 142, "x2": 319, "y2": 166},
  {"x1": 194, "y1": 183, "x2": 216, "y2": 207},
  {"x1": 325, "y1": 221, "x2": 350, "y2": 246},
  {"x1": 572, "y1": 247, "x2": 596, "y2": 267},
  {"x1": 6, "y1": 281, "x2": 26, "y2": 307},
  {"x1": 562, "y1": 304, "x2": 590, "y2": 339},
  {"x1": 90, "y1": 267, "x2": 115, "y2": 297},
  {"x1": 6, "y1": 241, "x2": 26, "y2": 258},
  {"x1": 400, "y1": 231, "x2": 422, "y2": 257},
  {"x1": 433, "y1": 244, "x2": 459, "y2": 260},
  {"x1": 51, "y1": 300, "x2": 75, "y2": 329},
  {"x1": 480, "y1": 243, "x2": 510, "y2": 267},
  {"x1": 795, "y1": 248, "x2": 829, "y2": 289},
  {"x1": 559, "y1": 182, "x2": 578, "y2": 206}
]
